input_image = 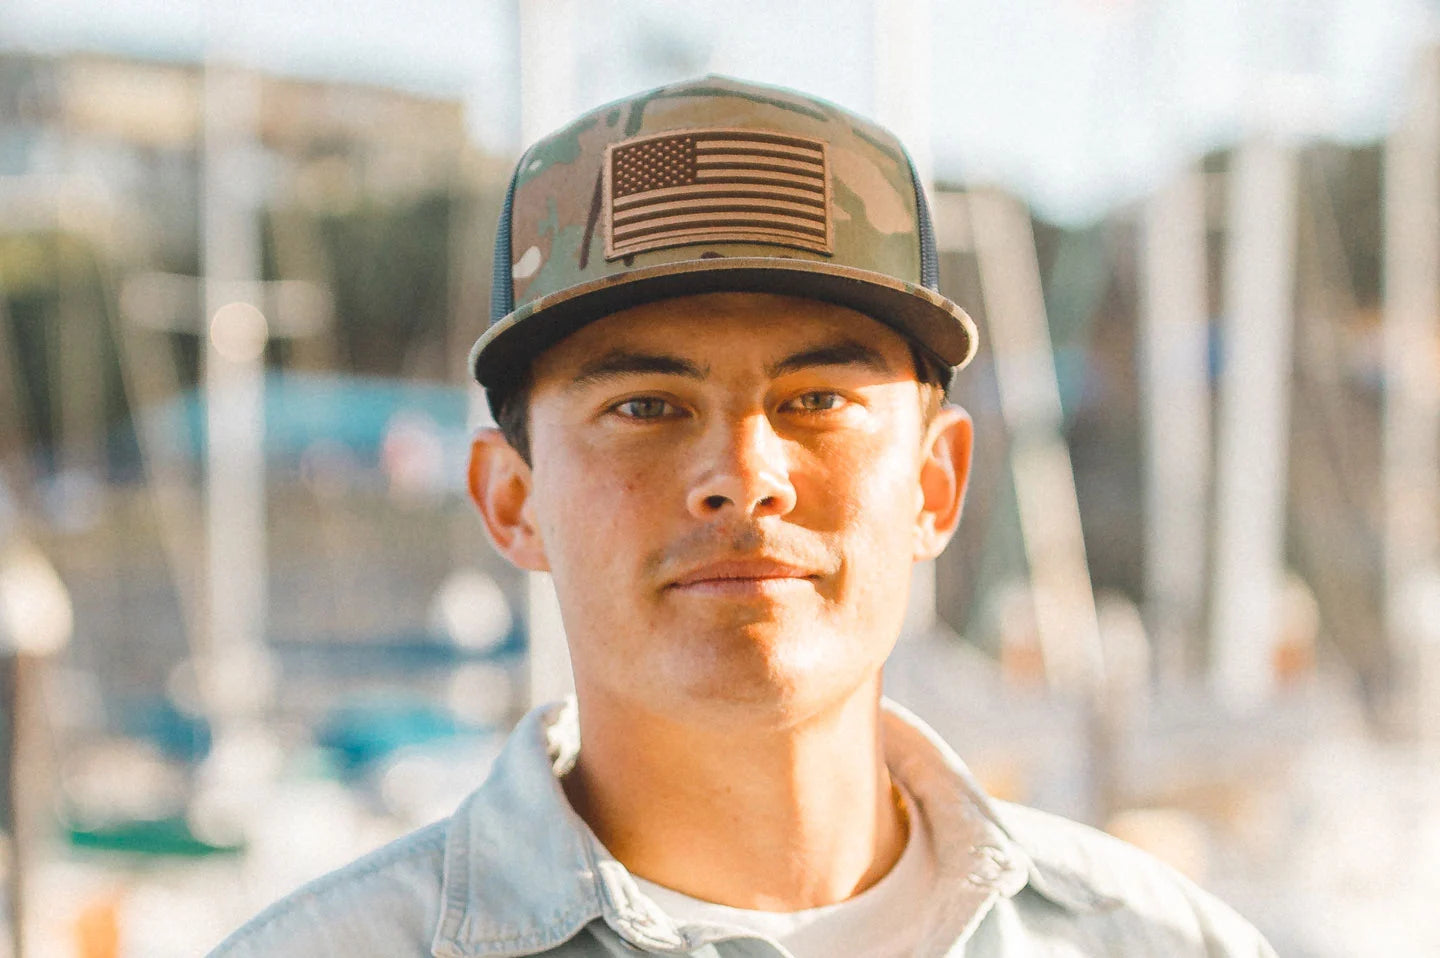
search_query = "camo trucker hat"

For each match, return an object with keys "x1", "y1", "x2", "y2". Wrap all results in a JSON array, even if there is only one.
[{"x1": 470, "y1": 75, "x2": 978, "y2": 391}]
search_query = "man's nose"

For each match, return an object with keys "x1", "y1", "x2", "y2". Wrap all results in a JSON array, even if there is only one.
[{"x1": 685, "y1": 413, "x2": 797, "y2": 519}]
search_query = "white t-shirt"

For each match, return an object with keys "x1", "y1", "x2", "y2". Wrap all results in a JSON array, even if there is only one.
[{"x1": 632, "y1": 787, "x2": 939, "y2": 958}]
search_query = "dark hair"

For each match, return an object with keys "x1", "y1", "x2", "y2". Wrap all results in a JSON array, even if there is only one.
[
  {"x1": 488, "y1": 373, "x2": 536, "y2": 466},
  {"x1": 910, "y1": 341, "x2": 953, "y2": 419},
  {"x1": 489, "y1": 338, "x2": 951, "y2": 467}
]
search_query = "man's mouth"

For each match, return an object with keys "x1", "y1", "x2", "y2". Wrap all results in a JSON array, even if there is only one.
[{"x1": 666, "y1": 558, "x2": 821, "y2": 595}]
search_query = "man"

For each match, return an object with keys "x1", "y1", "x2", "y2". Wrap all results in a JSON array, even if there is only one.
[{"x1": 211, "y1": 76, "x2": 1275, "y2": 957}]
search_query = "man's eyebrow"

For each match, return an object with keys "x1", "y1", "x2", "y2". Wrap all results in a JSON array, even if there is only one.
[
  {"x1": 766, "y1": 340, "x2": 894, "y2": 378},
  {"x1": 568, "y1": 350, "x2": 709, "y2": 389}
]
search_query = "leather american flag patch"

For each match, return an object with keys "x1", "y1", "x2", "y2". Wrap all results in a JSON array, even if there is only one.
[{"x1": 603, "y1": 129, "x2": 833, "y2": 260}]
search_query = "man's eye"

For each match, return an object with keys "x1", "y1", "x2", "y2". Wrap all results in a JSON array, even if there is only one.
[
  {"x1": 787, "y1": 391, "x2": 845, "y2": 412},
  {"x1": 613, "y1": 397, "x2": 678, "y2": 420}
]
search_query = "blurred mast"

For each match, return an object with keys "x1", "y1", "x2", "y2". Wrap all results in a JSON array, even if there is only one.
[
  {"x1": 1, "y1": 651, "x2": 28, "y2": 958},
  {"x1": 968, "y1": 189, "x2": 1104, "y2": 696},
  {"x1": 0, "y1": 292, "x2": 32, "y2": 512},
  {"x1": 1383, "y1": 45, "x2": 1440, "y2": 739},
  {"x1": 519, "y1": 0, "x2": 578, "y2": 149},
  {"x1": 1, "y1": 648, "x2": 23, "y2": 958},
  {"x1": 1140, "y1": 170, "x2": 1211, "y2": 684},
  {"x1": 1210, "y1": 139, "x2": 1298, "y2": 709},
  {"x1": 200, "y1": 39, "x2": 272, "y2": 724},
  {"x1": 55, "y1": 196, "x2": 105, "y2": 483},
  {"x1": 517, "y1": 0, "x2": 577, "y2": 706},
  {"x1": 874, "y1": 0, "x2": 934, "y2": 187},
  {"x1": 0, "y1": 536, "x2": 73, "y2": 958},
  {"x1": 874, "y1": 0, "x2": 938, "y2": 635}
]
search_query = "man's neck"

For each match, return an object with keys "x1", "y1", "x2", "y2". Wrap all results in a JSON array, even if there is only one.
[{"x1": 562, "y1": 680, "x2": 906, "y2": 912}]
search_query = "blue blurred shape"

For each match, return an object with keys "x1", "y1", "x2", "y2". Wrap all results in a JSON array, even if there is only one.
[
  {"x1": 315, "y1": 696, "x2": 471, "y2": 774},
  {"x1": 270, "y1": 632, "x2": 524, "y2": 671},
  {"x1": 115, "y1": 695, "x2": 212, "y2": 764},
  {"x1": 133, "y1": 371, "x2": 470, "y2": 465}
]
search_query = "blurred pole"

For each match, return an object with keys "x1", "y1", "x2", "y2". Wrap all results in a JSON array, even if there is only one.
[
  {"x1": 115, "y1": 273, "x2": 327, "y2": 707},
  {"x1": 1, "y1": 654, "x2": 31, "y2": 958},
  {"x1": 875, "y1": 0, "x2": 938, "y2": 635},
  {"x1": 916, "y1": 192, "x2": 974, "y2": 639},
  {"x1": 1210, "y1": 139, "x2": 1297, "y2": 710},
  {"x1": 1140, "y1": 170, "x2": 1210, "y2": 685},
  {"x1": 112, "y1": 277, "x2": 208, "y2": 672},
  {"x1": 447, "y1": 166, "x2": 498, "y2": 579},
  {"x1": 2, "y1": 654, "x2": 22, "y2": 958},
  {"x1": 0, "y1": 294, "x2": 33, "y2": 510},
  {"x1": 55, "y1": 199, "x2": 105, "y2": 482},
  {"x1": 968, "y1": 189, "x2": 1104, "y2": 696},
  {"x1": 517, "y1": 0, "x2": 577, "y2": 706},
  {"x1": 873, "y1": 0, "x2": 934, "y2": 187},
  {"x1": 1384, "y1": 46, "x2": 1440, "y2": 739},
  {"x1": 0, "y1": 536, "x2": 74, "y2": 958},
  {"x1": 201, "y1": 56, "x2": 272, "y2": 722},
  {"x1": 518, "y1": 0, "x2": 579, "y2": 151}
]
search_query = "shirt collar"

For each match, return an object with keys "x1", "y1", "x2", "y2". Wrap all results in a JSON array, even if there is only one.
[
  {"x1": 431, "y1": 699, "x2": 693, "y2": 958},
  {"x1": 878, "y1": 699, "x2": 1117, "y2": 916},
  {"x1": 432, "y1": 697, "x2": 1104, "y2": 958}
]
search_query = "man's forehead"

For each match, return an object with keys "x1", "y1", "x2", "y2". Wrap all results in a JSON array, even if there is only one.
[{"x1": 531, "y1": 291, "x2": 916, "y2": 380}]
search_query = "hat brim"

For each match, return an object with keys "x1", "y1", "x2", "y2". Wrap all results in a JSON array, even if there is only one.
[
  {"x1": 472, "y1": 257, "x2": 979, "y2": 388},
  {"x1": 469, "y1": 257, "x2": 977, "y2": 389}
]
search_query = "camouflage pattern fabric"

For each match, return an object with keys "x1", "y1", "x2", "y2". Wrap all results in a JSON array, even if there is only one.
[{"x1": 471, "y1": 75, "x2": 976, "y2": 389}]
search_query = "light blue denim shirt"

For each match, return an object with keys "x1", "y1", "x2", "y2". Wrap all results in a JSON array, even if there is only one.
[{"x1": 209, "y1": 699, "x2": 1276, "y2": 957}]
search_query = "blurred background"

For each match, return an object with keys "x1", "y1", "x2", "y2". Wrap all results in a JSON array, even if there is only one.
[{"x1": 0, "y1": 0, "x2": 1437, "y2": 954}]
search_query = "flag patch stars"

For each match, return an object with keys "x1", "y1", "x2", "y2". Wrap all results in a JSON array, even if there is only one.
[{"x1": 603, "y1": 129, "x2": 832, "y2": 259}]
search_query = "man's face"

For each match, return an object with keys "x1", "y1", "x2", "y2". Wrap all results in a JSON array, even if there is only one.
[{"x1": 476, "y1": 292, "x2": 971, "y2": 727}]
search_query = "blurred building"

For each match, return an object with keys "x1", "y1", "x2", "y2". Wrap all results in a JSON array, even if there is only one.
[{"x1": 0, "y1": 47, "x2": 518, "y2": 719}]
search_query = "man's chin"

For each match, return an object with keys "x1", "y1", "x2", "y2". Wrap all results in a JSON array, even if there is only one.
[
  {"x1": 655, "y1": 671, "x2": 880, "y2": 735},
  {"x1": 648, "y1": 627, "x2": 869, "y2": 716}
]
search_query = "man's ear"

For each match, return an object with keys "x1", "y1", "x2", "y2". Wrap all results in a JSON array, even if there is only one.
[
  {"x1": 468, "y1": 428, "x2": 550, "y2": 572},
  {"x1": 914, "y1": 405, "x2": 974, "y2": 562}
]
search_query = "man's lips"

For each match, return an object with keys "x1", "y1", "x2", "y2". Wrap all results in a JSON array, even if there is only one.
[{"x1": 666, "y1": 558, "x2": 822, "y2": 592}]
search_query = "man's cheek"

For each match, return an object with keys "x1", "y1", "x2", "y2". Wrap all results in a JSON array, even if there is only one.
[{"x1": 547, "y1": 471, "x2": 658, "y2": 570}]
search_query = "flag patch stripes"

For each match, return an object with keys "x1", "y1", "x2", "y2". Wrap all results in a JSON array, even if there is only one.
[{"x1": 604, "y1": 129, "x2": 832, "y2": 259}]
